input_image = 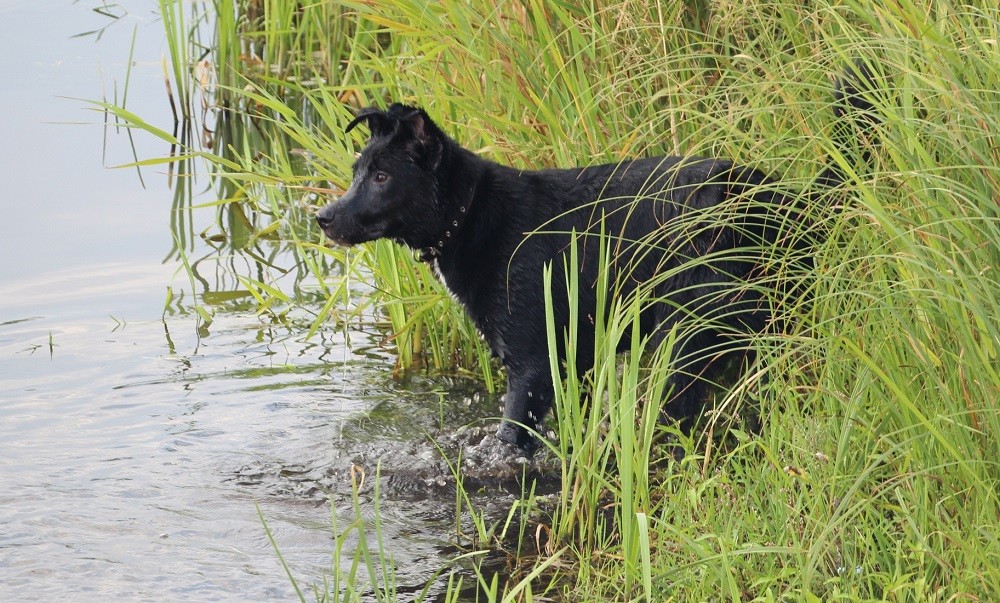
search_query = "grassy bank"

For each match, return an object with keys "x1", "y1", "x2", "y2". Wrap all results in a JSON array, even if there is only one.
[{"x1": 109, "y1": 0, "x2": 999, "y2": 599}]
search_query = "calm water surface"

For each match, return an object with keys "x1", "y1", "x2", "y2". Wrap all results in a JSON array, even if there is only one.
[{"x1": 0, "y1": 3, "x2": 527, "y2": 600}]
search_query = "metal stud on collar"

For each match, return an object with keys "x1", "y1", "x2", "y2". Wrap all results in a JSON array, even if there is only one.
[{"x1": 419, "y1": 199, "x2": 473, "y2": 263}]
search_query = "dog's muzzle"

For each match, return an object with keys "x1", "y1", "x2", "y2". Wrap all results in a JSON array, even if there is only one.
[
  {"x1": 315, "y1": 207, "x2": 335, "y2": 233},
  {"x1": 315, "y1": 201, "x2": 352, "y2": 244}
]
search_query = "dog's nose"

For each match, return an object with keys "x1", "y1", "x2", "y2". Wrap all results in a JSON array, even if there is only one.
[{"x1": 315, "y1": 211, "x2": 333, "y2": 230}]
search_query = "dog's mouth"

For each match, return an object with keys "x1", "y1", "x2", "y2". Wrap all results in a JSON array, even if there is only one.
[
  {"x1": 320, "y1": 229, "x2": 352, "y2": 246},
  {"x1": 318, "y1": 220, "x2": 390, "y2": 247}
]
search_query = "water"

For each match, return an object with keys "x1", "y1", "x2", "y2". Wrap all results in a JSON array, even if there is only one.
[{"x1": 0, "y1": 3, "x2": 550, "y2": 599}]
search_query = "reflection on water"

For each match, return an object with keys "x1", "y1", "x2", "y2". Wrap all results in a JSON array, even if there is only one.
[
  {"x1": 0, "y1": 2, "x2": 534, "y2": 600},
  {"x1": 0, "y1": 295, "x2": 535, "y2": 599}
]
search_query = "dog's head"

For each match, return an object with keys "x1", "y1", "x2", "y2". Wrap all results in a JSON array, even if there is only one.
[{"x1": 316, "y1": 104, "x2": 448, "y2": 248}]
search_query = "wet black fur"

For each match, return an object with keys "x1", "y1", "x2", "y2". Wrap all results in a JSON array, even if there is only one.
[{"x1": 317, "y1": 67, "x2": 879, "y2": 449}]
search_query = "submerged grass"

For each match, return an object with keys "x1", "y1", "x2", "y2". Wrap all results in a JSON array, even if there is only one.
[{"x1": 104, "y1": 0, "x2": 1000, "y2": 599}]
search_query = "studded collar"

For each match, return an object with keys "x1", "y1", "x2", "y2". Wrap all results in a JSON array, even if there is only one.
[{"x1": 417, "y1": 189, "x2": 475, "y2": 263}]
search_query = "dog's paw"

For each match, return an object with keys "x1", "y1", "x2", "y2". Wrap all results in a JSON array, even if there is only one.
[{"x1": 495, "y1": 421, "x2": 540, "y2": 454}]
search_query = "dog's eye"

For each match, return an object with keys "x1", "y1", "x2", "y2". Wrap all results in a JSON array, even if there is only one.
[{"x1": 373, "y1": 171, "x2": 389, "y2": 183}]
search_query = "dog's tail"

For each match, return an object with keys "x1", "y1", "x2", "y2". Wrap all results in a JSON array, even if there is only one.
[
  {"x1": 745, "y1": 61, "x2": 885, "y2": 271},
  {"x1": 813, "y1": 60, "x2": 885, "y2": 189}
]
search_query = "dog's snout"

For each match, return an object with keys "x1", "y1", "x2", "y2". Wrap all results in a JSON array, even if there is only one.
[{"x1": 315, "y1": 206, "x2": 334, "y2": 229}]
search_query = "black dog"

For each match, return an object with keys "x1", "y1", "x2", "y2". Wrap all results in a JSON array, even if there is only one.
[{"x1": 317, "y1": 67, "x2": 878, "y2": 449}]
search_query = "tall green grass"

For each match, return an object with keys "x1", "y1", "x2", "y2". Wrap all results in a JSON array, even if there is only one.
[{"x1": 105, "y1": 0, "x2": 1000, "y2": 599}]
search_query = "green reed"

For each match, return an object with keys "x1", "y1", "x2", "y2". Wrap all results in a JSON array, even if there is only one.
[{"x1": 105, "y1": 0, "x2": 1000, "y2": 599}]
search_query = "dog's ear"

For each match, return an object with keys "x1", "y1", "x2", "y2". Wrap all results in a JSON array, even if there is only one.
[
  {"x1": 345, "y1": 107, "x2": 391, "y2": 137},
  {"x1": 391, "y1": 105, "x2": 444, "y2": 170}
]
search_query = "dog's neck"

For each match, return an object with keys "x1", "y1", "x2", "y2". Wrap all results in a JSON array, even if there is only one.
[
  {"x1": 417, "y1": 160, "x2": 480, "y2": 263},
  {"x1": 418, "y1": 199, "x2": 471, "y2": 262}
]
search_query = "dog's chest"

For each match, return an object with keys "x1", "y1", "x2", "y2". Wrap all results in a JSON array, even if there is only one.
[
  {"x1": 430, "y1": 257, "x2": 508, "y2": 361},
  {"x1": 430, "y1": 258, "x2": 457, "y2": 301},
  {"x1": 431, "y1": 258, "x2": 475, "y2": 320}
]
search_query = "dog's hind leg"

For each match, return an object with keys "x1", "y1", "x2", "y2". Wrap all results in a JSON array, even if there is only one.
[
  {"x1": 658, "y1": 329, "x2": 716, "y2": 421},
  {"x1": 653, "y1": 290, "x2": 767, "y2": 425}
]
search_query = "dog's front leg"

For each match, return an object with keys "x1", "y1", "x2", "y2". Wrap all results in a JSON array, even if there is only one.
[{"x1": 496, "y1": 367, "x2": 552, "y2": 451}]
